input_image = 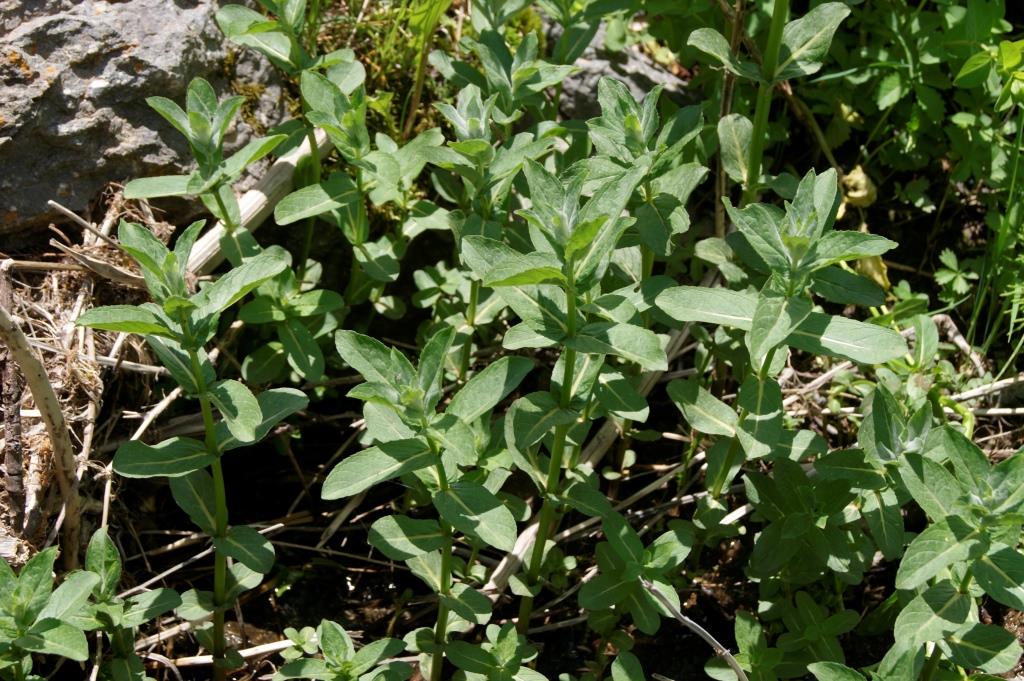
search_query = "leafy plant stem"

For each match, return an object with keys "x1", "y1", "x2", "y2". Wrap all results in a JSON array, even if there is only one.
[
  {"x1": 298, "y1": 124, "x2": 323, "y2": 285},
  {"x1": 210, "y1": 456, "x2": 230, "y2": 681},
  {"x1": 716, "y1": 0, "x2": 743, "y2": 236},
  {"x1": 919, "y1": 645, "x2": 942, "y2": 681},
  {"x1": 428, "y1": 435, "x2": 453, "y2": 681},
  {"x1": 741, "y1": 0, "x2": 787, "y2": 207},
  {"x1": 459, "y1": 280, "x2": 480, "y2": 380},
  {"x1": 211, "y1": 186, "x2": 247, "y2": 268},
  {"x1": 182, "y1": 313, "x2": 230, "y2": 680},
  {"x1": 517, "y1": 280, "x2": 579, "y2": 633}
]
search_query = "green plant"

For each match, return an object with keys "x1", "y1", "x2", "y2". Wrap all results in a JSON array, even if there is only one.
[
  {"x1": 122, "y1": 77, "x2": 286, "y2": 264},
  {"x1": 76, "y1": 220, "x2": 306, "y2": 679},
  {"x1": 275, "y1": 619, "x2": 409, "y2": 680},
  {"x1": 76, "y1": 529, "x2": 181, "y2": 680},
  {"x1": 0, "y1": 548, "x2": 95, "y2": 681},
  {"x1": 325, "y1": 326, "x2": 531, "y2": 681}
]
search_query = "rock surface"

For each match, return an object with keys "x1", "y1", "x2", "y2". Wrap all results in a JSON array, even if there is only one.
[
  {"x1": 0, "y1": 0, "x2": 287, "y2": 236},
  {"x1": 554, "y1": 24, "x2": 692, "y2": 121}
]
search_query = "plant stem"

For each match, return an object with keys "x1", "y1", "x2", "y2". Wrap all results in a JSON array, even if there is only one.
[
  {"x1": 517, "y1": 278, "x2": 578, "y2": 633},
  {"x1": 298, "y1": 124, "x2": 323, "y2": 285},
  {"x1": 458, "y1": 280, "x2": 480, "y2": 380},
  {"x1": 428, "y1": 436, "x2": 453, "y2": 681},
  {"x1": 181, "y1": 313, "x2": 230, "y2": 681},
  {"x1": 919, "y1": 646, "x2": 942, "y2": 681},
  {"x1": 212, "y1": 187, "x2": 245, "y2": 267},
  {"x1": 741, "y1": 0, "x2": 788, "y2": 207}
]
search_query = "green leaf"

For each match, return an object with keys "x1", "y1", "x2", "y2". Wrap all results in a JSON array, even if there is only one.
[
  {"x1": 943, "y1": 623, "x2": 1022, "y2": 673},
  {"x1": 785, "y1": 313, "x2": 909, "y2": 364},
  {"x1": 219, "y1": 388, "x2": 309, "y2": 451},
  {"x1": 38, "y1": 571, "x2": 99, "y2": 622},
  {"x1": 746, "y1": 289, "x2": 811, "y2": 370},
  {"x1": 433, "y1": 482, "x2": 517, "y2": 551},
  {"x1": 207, "y1": 379, "x2": 262, "y2": 443},
  {"x1": 213, "y1": 526, "x2": 275, "y2": 574},
  {"x1": 862, "y1": 489, "x2": 905, "y2": 561},
  {"x1": 775, "y1": 3, "x2": 851, "y2": 81},
  {"x1": 145, "y1": 96, "x2": 190, "y2": 139},
  {"x1": 575, "y1": 164, "x2": 649, "y2": 287},
  {"x1": 278, "y1": 317, "x2": 325, "y2": 381},
  {"x1": 192, "y1": 247, "x2": 290, "y2": 318},
  {"x1": 657, "y1": 286, "x2": 758, "y2": 329},
  {"x1": 335, "y1": 330, "x2": 404, "y2": 387},
  {"x1": 567, "y1": 322, "x2": 667, "y2": 371},
  {"x1": 85, "y1": 528, "x2": 121, "y2": 599},
  {"x1": 893, "y1": 581, "x2": 972, "y2": 645},
  {"x1": 274, "y1": 172, "x2": 361, "y2": 225},
  {"x1": 972, "y1": 544, "x2": 1024, "y2": 610},
  {"x1": 807, "y1": 449, "x2": 880, "y2": 489},
  {"x1": 899, "y1": 452, "x2": 967, "y2": 522},
  {"x1": 807, "y1": 662, "x2": 868, "y2": 681},
  {"x1": 955, "y1": 50, "x2": 994, "y2": 88},
  {"x1": 461, "y1": 236, "x2": 569, "y2": 339},
  {"x1": 350, "y1": 637, "x2": 406, "y2": 676},
  {"x1": 595, "y1": 370, "x2": 649, "y2": 422},
  {"x1": 18, "y1": 619, "x2": 89, "y2": 661},
  {"x1": 483, "y1": 252, "x2": 566, "y2": 287},
  {"x1": 579, "y1": 573, "x2": 633, "y2": 610},
  {"x1": 123, "y1": 175, "x2": 192, "y2": 199},
  {"x1": 216, "y1": 5, "x2": 300, "y2": 72},
  {"x1": 442, "y1": 582, "x2": 493, "y2": 628},
  {"x1": 736, "y1": 376, "x2": 782, "y2": 459},
  {"x1": 446, "y1": 355, "x2": 534, "y2": 422},
  {"x1": 368, "y1": 515, "x2": 447, "y2": 561},
  {"x1": 895, "y1": 517, "x2": 986, "y2": 590},
  {"x1": 169, "y1": 470, "x2": 218, "y2": 534},
  {"x1": 417, "y1": 326, "x2": 456, "y2": 411},
  {"x1": 113, "y1": 437, "x2": 215, "y2": 478},
  {"x1": 146, "y1": 335, "x2": 215, "y2": 395},
  {"x1": 221, "y1": 135, "x2": 287, "y2": 181},
  {"x1": 667, "y1": 379, "x2": 737, "y2": 437},
  {"x1": 76, "y1": 305, "x2": 175, "y2": 337},
  {"x1": 802, "y1": 231, "x2": 897, "y2": 272},
  {"x1": 322, "y1": 438, "x2": 434, "y2": 499},
  {"x1": 15, "y1": 547, "x2": 57, "y2": 623},
  {"x1": 718, "y1": 114, "x2": 752, "y2": 184},
  {"x1": 688, "y1": 28, "x2": 761, "y2": 80},
  {"x1": 122, "y1": 588, "x2": 180, "y2": 628},
  {"x1": 611, "y1": 651, "x2": 645, "y2": 681}
]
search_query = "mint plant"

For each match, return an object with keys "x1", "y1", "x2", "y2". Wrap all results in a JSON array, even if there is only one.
[
  {"x1": 0, "y1": 547, "x2": 96, "y2": 681},
  {"x1": 75, "y1": 529, "x2": 180, "y2": 680},
  {"x1": 76, "y1": 220, "x2": 307, "y2": 678},
  {"x1": 122, "y1": 77, "x2": 286, "y2": 263},
  {"x1": 325, "y1": 326, "x2": 531, "y2": 681},
  {"x1": 274, "y1": 619, "x2": 409, "y2": 681}
]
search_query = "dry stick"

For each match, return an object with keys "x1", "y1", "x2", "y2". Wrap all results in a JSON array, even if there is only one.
[
  {"x1": 188, "y1": 129, "x2": 333, "y2": 276},
  {"x1": 0, "y1": 262, "x2": 25, "y2": 534},
  {"x1": 173, "y1": 639, "x2": 295, "y2": 667},
  {"x1": 952, "y1": 374, "x2": 1024, "y2": 402},
  {"x1": 639, "y1": 577, "x2": 750, "y2": 681},
  {"x1": 0, "y1": 262, "x2": 80, "y2": 568}
]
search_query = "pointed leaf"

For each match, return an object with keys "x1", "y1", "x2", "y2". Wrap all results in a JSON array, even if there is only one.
[
  {"x1": 213, "y1": 526, "x2": 275, "y2": 574},
  {"x1": 322, "y1": 438, "x2": 434, "y2": 499},
  {"x1": 433, "y1": 482, "x2": 517, "y2": 551},
  {"x1": 113, "y1": 437, "x2": 214, "y2": 478}
]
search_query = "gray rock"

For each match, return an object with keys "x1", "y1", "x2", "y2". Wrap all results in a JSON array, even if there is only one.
[
  {"x1": 0, "y1": 0, "x2": 287, "y2": 236},
  {"x1": 554, "y1": 23, "x2": 692, "y2": 121}
]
